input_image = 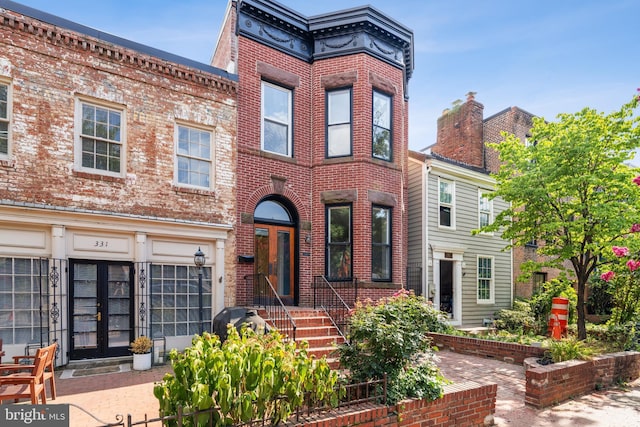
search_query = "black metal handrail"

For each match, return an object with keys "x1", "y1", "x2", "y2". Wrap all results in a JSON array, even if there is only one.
[
  {"x1": 246, "y1": 273, "x2": 296, "y2": 342},
  {"x1": 312, "y1": 276, "x2": 357, "y2": 341}
]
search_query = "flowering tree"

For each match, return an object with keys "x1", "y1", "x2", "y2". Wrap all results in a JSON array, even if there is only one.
[{"x1": 478, "y1": 91, "x2": 640, "y2": 340}]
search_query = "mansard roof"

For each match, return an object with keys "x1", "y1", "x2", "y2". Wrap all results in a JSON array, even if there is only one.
[{"x1": 237, "y1": 0, "x2": 414, "y2": 79}]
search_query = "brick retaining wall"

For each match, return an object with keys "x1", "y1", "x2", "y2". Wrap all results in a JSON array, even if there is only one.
[
  {"x1": 298, "y1": 381, "x2": 497, "y2": 427},
  {"x1": 525, "y1": 351, "x2": 640, "y2": 408},
  {"x1": 427, "y1": 333, "x2": 546, "y2": 364}
]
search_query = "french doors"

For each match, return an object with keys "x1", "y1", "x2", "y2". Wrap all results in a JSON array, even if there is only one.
[{"x1": 69, "y1": 260, "x2": 133, "y2": 359}]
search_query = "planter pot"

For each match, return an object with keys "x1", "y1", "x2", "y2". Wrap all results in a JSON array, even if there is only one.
[{"x1": 133, "y1": 352, "x2": 152, "y2": 370}]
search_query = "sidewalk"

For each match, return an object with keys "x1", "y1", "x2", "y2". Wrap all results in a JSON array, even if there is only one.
[{"x1": 45, "y1": 351, "x2": 640, "y2": 426}]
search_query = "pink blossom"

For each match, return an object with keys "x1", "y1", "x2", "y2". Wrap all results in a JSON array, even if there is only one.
[
  {"x1": 633, "y1": 175, "x2": 640, "y2": 186},
  {"x1": 600, "y1": 271, "x2": 615, "y2": 282},
  {"x1": 612, "y1": 246, "x2": 629, "y2": 257},
  {"x1": 627, "y1": 259, "x2": 640, "y2": 272},
  {"x1": 631, "y1": 224, "x2": 640, "y2": 233}
]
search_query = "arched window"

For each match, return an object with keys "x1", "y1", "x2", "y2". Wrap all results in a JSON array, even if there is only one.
[{"x1": 254, "y1": 200, "x2": 292, "y2": 224}]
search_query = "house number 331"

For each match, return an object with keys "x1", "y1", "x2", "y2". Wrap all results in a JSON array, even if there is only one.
[{"x1": 94, "y1": 240, "x2": 109, "y2": 247}]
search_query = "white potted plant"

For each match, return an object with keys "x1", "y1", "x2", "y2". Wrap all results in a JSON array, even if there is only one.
[{"x1": 130, "y1": 336, "x2": 153, "y2": 370}]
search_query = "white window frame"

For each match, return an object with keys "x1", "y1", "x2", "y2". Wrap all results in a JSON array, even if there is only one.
[
  {"x1": 0, "y1": 78, "x2": 12, "y2": 159},
  {"x1": 75, "y1": 97, "x2": 126, "y2": 177},
  {"x1": 477, "y1": 255, "x2": 495, "y2": 304},
  {"x1": 478, "y1": 190, "x2": 493, "y2": 233},
  {"x1": 438, "y1": 178, "x2": 455, "y2": 229},
  {"x1": 174, "y1": 122, "x2": 214, "y2": 190},
  {"x1": 261, "y1": 81, "x2": 292, "y2": 157},
  {"x1": 326, "y1": 88, "x2": 352, "y2": 158}
]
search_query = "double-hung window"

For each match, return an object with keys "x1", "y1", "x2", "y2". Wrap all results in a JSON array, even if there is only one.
[
  {"x1": 478, "y1": 190, "x2": 493, "y2": 229},
  {"x1": 372, "y1": 91, "x2": 392, "y2": 161},
  {"x1": 326, "y1": 205, "x2": 352, "y2": 279},
  {"x1": 0, "y1": 81, "x2": 10, "y2": 157},
  {"x1": 477, "y1": 256, "x2": 494, "y2": 303},
  {"x1": 372, "y1": 206, "x2": 391, "y2": 281},
  {"x1": 176, "y1": 124, "x2": 213, "y2": 189},
  {"x1": 261, "y1": 81, "x2": 292, "y2": 157},
  {"x1": 438, "y1": 178, "x2": 455, "y2": 228},
  {"x1": 326, "y1": 88, "x2": 352, "y2": 158},
  {"x1": 77, "y1": 100, "x2": 124, "y2": 176}
]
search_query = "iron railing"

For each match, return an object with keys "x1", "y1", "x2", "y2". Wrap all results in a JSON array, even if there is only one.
[
  {"x1": 406, "y1": 263, "x2": 423, "y2": 297},
  {"x1": 245, "y1": 274, "x2": 296, "y2": 342},
  {"x1": 312, "y1": 276, "x2": 357, "y2": 341},
  {"x1": 95, "y1": 376, "x2": 387, "y2": 427}
]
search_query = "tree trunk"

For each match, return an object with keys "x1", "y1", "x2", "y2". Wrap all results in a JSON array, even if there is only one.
[{"x1": 576, "y1": 280, "x2": 587, "y2": 340}]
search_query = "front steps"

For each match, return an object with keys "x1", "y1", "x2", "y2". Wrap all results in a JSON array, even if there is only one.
[{"x1": 258, "y1": 308, "x2": 345, "y2": 368}]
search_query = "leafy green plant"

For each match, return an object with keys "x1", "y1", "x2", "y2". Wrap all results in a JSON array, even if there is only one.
[
  {"x1": 547, "y1": 337, "x2": 592, "y2": 362},
  {"x1": 338, "y1": 289, "x2": 450, "y2": 404},
  {"x1": 586, "y1": 278, "x2": 614, "y2": 315},
  {"x1": 153, "y1": 326, "x2": 341, "y2": 426},
  {"x1": 529, "y1": 278, "x2": 577, "y2": 334},
  {"x1": 493, "y1": 299, "x2": 536, "y2": 334}
]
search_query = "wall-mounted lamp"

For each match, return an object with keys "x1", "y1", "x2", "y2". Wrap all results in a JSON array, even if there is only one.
[
  {"x1": 305, "y1": 234, "x2": 311, "y2": 244},
  {"x1": 194, "y1": 247, "x2": 206, "y2": 335}
]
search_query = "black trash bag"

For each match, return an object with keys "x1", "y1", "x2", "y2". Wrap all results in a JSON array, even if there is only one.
[{"x1": 212, "y1": 307, "x2": 270, "y2": 342}]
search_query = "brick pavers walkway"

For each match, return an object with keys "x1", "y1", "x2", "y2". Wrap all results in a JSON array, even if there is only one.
[{"x1": 28, "y1": 351, "x2": 640, "y2": 426}]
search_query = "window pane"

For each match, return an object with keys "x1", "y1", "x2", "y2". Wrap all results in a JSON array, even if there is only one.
[
  {"x1": 372, "y1": 207, "x2": 390, "y2": 244},
  {"x1": 372, "y1": 245, "x2": 390, "y2": 280},
  {"x1": 263, "y1": 120, "x2": 289, "y2": 155},
  {"x1": 263, "y1": 84, "x2": 290, "y2": 123},
  {"x1": 373, "y1": 127, "x2": 390, "y2": 160},
  {"x1": 254, "y1": 200, "x2": 291, "y2": 222},
  {"x1": 329, "y1": 206, "x2": 350, "y2": 243},
  {"x1": 373, "y1": 92, "x2": 391, "y2": 128},
  {"x1": 440, "y1": 182, "x2": 452, "y2": 203},
  {"x1": 327, "y1": 205, "x2": 352, "y2": 279},
  {"x1": 328, "y1": 124, "x2": 351, "y2": 157},
  {"x1": 328, "y1": 90, "x2": 350, "y2": 124},
  {"x1": 440, "y1": 206, "x2": 451, "y2": 226}
]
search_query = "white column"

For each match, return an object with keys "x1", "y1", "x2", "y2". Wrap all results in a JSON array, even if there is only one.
[
  {"x1": 215, "y1": 239, "x2": 226, "y2": 316},
  {"x1": 135, "y1": 232, "x2": 147, "y2": 263},
  {"x1": 51, "y1": 225, "x2": 65, "y2": 259}
]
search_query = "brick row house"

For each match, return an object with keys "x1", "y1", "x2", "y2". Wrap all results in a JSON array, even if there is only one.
[
  {"x1": 0, "y1": 0, "x2": 237, "y2": 364},
  {"x1": 212, "y1": 0, "x2": 414, "y2": 307},
  {"x1": 0, "y1": 0, "x2": 414, "y2": 365}
]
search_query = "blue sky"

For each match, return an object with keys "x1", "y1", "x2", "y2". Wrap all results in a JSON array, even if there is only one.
[{"x1": 12, "y1": 0, "x2": 640, "y2": 152}]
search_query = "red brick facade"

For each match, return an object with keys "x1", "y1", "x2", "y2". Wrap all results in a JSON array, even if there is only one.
[{"x1": 215, "y1": 1, "x2": 413, "y2": 307}]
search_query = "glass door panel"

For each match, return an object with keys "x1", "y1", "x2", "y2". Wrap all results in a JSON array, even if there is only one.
[
  {"x1": 107, "y1": 265, "x2": 131, "y2": 348},
  {"x1": 72, "y1": 264, "x2": 98, "y2": 350},
  {"x1": 254, "y1": 225, "x2": 295, "y2": 303}
]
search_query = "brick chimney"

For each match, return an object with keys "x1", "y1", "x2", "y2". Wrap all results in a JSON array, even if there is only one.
[{"x1": 433, "y1": 92, "x2": 485, "y2": 168}]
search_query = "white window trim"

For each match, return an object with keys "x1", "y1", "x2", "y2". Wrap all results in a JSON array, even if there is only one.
[
  {"x1": 74, "y1": 97, "x2": 126, "y2": 178},
  {"x1": 438, "y1": 178, "x2": 455, "y2": 230},
  {"x1": 261, "y1": 81, "x2": 292, "y2": 157},
  {"x1": 174, "y1": 121, "x2": 215, "y2": 190},
  {"x1": 476, "y1": 255, "x2": 495, "y2": 304},
  {"x1": 0, "y1": 78, "x2": 12, "y2": 159},
  {"x1": 478, "y1": 189, "x2": 494, "y2": 234}
]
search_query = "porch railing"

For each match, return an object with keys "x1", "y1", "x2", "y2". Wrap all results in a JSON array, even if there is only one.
[
  {"x1": 245, "y1": 273, "x2": 296, "y2": 342},
  {"x1": 312, "y1": 276, "x2": 357, "y2": 342}
]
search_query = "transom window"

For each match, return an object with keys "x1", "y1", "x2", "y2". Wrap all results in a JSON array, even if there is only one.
[
  {"x1": 372, "y1": 91, "x2": 392, "y2": 161},
  {"x1": 78, "y1": 101, "x2": 123, "y2": 175},
  {"x1": 438, "y1": 178, "x2": 455, "y2": 228},
  {"x1": 478, "y1": 191, "x2": 493, "y2": 229},
  {"x1": 261, "y1": 81, "x2": 292, "y2": 157},
  {"x1": 176, "y1": 124, "x2": 212, "y2": 188},
  {"x1": 326, "y1": 205, "x2": 352, "y2": 279},
  {"x1": 372, "y1": 206, "x2": 391, "y2": 281},
  {"x1": 477, "y1": 256, "x2": 494, "y2": 303},
  {"x1": 0, "y1": 82, "x2": 9, "y2": 156},
  {"x1": 326, "y1": 88, "x2": 352, "y2": 158}
]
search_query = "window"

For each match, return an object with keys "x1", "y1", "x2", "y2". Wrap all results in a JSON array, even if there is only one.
[
  {"x1": 372, "y1": 91, "x2": 392, "y2": 161},
  {"x1": 533, "y1": 272, "x2": 547, "y2": 292},
  {"x1": 372, "y1": 206, "x2": 391, "y2": 281},
  {"x1": 150, "y1": 264, "x2": 212, "y2": 336},
  {"x1": 326, "y1": 88, "x2": 352, "y2": 157},
  {"x1": 478, "y1": 190, "x2": 493, "y2": 229},
  {"x1": 0, "y1": 257, "x2": 49, "y2": 344},
  {"x1": 477, "y1": 256, "x2": 494, "y2": 303},
  {"x1": 77, "y1": 100, "x2": 124, "y2": 175},
  {"x1": 438, "y1": 178, "x2": 455, "y2": 228},
  {"x1": 261, "y1": 81, "x2": 292, "y2": 156},
  {"x1": 326, "y1": 205, "x2": 352, "y2": 279},
  {"x1": 176, "y1": 124, "x2": 213, "y2": 188},
  {"x1": 0, "y1": 81, "x2": 11, "y2": 157}
]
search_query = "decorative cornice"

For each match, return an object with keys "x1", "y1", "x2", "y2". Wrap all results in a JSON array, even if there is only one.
[{"x1": 0, "y1": 0, "x2": 238, "y2": 94}]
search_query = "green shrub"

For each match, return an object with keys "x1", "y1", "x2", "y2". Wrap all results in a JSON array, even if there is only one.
[
  {"x1": 548, "y1": 337, "x2": 592, "y2": 362},
  {"x1": 493, "y1": 299, "x2": 536, "y2": 334},
  {"x1": 338, "y1": 289, "x2": 450, "y2": 404},
  {"x1": 153, "y1": 326, "x2": 341, "y2": 426},
  {"x1": 586, "y1": 278, "x2": 614, "y2": 315}
]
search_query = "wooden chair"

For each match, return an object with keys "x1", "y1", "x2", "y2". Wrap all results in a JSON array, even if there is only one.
[
  {"x1": 4, "y1": 342, "x2": 58, "y2": 400},
  {"x1": 0, "y1": 347, "x2": 48, "y2": 404}
]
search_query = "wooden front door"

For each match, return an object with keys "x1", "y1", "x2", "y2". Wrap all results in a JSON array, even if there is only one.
[{"x1": 254, "y1": 225, "x2": 295, "y2": 304}]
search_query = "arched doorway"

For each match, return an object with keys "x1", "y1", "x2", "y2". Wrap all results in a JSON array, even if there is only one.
[{"x1": 254, "y1": 197, "x2": 298, "y2": 305}]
